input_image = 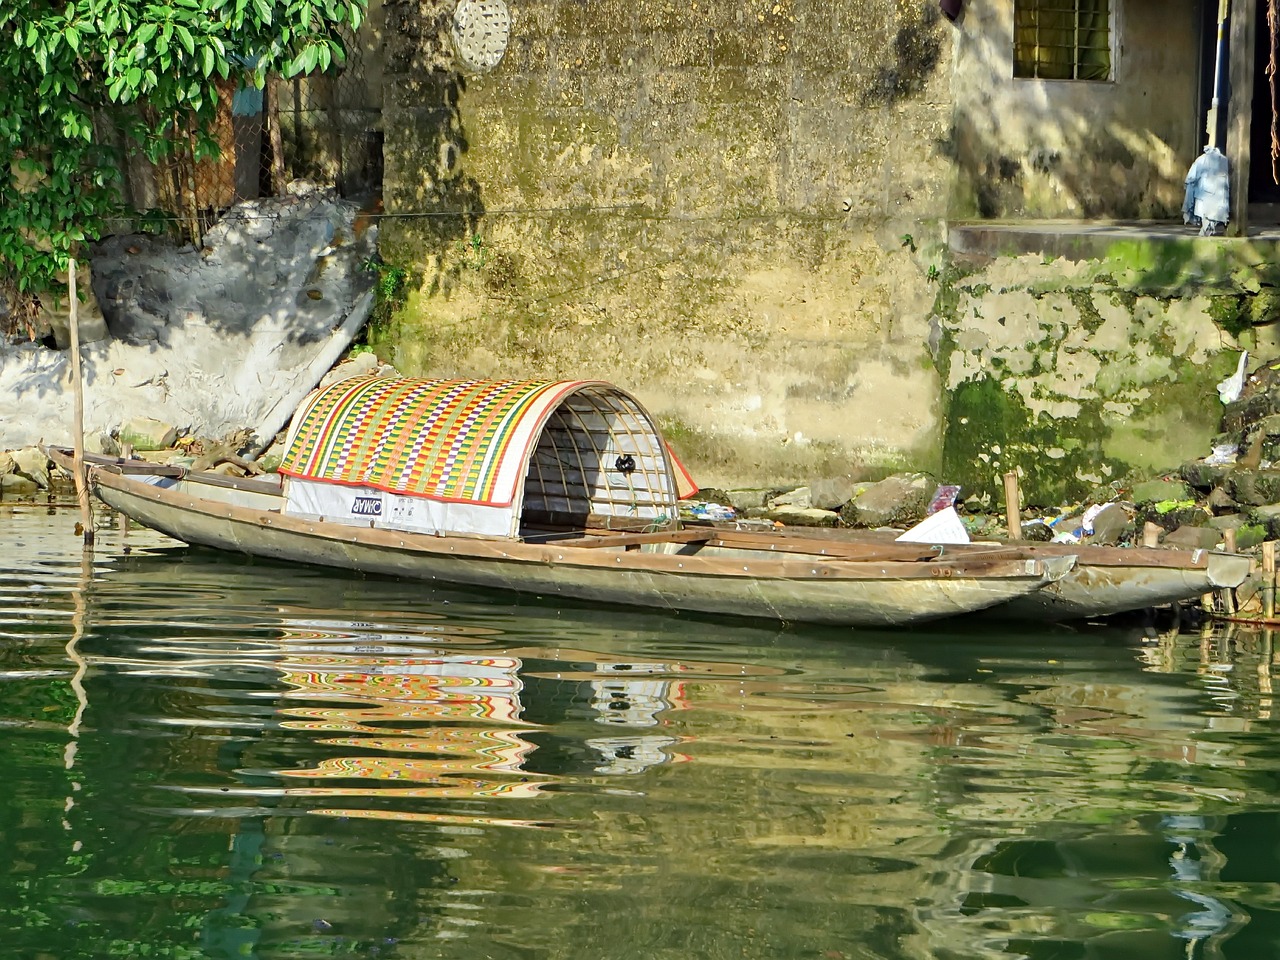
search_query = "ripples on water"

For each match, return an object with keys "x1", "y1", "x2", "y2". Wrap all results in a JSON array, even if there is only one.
[{"x1": 4, "y1": 503, "x2": 1280, "y2": 959}]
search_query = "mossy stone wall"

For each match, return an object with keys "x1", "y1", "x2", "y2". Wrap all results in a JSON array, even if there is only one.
[
  {"x1": 935, "y1": 252, "x2": 1244, "y2": 506},
  {"x1": 377, "y1": 0, "x2": 954, "y2": 489},
  {"x1": 375, "y1": 0, "x2": 1257, "y2": 503}
]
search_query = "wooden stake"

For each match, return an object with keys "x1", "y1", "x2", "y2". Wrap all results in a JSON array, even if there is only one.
[
  {"x1": 68, "y1": 257, "x2": 94, "y2": 547},
  {"x1": 1265, "y1": 540, "x2": 1277, "y2": 621},
  {"x1": 1224, "y1": 528, "x2": 1238, "y2": 554},
  {"x1": 1002, "y1": 471, "x2": 1021, "y2": 541},
  {"x1": 265, "y1": 78, "x2": 286, "y2": 194},
  {"x1": 1142, "y1": 522, "x2": 1162, "y2": 547}
]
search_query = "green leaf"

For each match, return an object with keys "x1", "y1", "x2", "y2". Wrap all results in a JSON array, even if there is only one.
[{"x1": 175, "y1": 24, "x2": 194, "y2": 56}]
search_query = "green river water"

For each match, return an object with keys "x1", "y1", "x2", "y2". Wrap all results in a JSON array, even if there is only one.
[{"x1": 3, "y1": 503, "x2": 1280, "y2": 960}]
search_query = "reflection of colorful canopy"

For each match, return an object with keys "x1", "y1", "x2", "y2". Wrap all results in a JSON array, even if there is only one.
[
  {"x1": 278, "y1": 376, "x2": 681, "y2": 539},
  {"x1": 281, "y1": 377, "x2": 585, "y2": 506}
]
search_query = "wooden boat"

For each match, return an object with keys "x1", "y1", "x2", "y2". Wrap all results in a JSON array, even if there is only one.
[
  {"x1": 752, "y1": 527, "x2": 1254, "y2": 621},
  {"x1": 971, "y1": 542, "x2": 1252, "y2": 620},
  {"x1": 48, "y1": 376, "x2": 1076, "y2": 628}
]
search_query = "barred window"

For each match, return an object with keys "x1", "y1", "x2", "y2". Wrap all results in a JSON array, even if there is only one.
[{"x1": 1014, "y1": 0, "x2": 1113, "y2": 81}]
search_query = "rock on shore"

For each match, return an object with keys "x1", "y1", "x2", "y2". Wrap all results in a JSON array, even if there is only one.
[{"x1": 0, "y1": 185, "x2": 377, "y2": 453}]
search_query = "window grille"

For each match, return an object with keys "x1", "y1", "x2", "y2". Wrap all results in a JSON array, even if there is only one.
[{"x1": 1013, "y1": 0, "x2": 1113, "y2": 81}]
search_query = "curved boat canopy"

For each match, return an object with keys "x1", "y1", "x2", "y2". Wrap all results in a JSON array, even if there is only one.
[{"x1": 278, "y1": 377, "x2": 680, "y2": 538}]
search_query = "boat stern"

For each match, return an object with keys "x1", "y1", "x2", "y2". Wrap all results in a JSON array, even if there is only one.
[{"x1": 1207, "y1": 551, "x2": 1253, "y2": 589}]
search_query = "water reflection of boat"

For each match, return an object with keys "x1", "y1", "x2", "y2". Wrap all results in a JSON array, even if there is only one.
[
  {"x1": 263, "y1": 641, "x2": 692, "y2": 807},
  {"x1": 916, "y1": 823, "x2": 1244, "y2": 960}
]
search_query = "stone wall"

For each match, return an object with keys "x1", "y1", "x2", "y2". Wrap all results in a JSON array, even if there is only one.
[
  {"x1": 378, "y1": 0, "x2": 957, "y2": 489},
  {"x1": 935, "y1": 252, "x2": 1242, "y2": 506},
  {"x1": 375, "y1": 0, "x2": 1246, "y2": 505}
]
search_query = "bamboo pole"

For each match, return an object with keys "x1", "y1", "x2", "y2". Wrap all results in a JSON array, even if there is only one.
[
  {"x1": 68, "y1": 257, "x2": 94, "y2": 547},
  {"x1": 1264, "y1": 540, "x2": 1277, "y2": 620},
  {"x1": 1002, "y1": 471, "x2": 1021, "y2": 541}
]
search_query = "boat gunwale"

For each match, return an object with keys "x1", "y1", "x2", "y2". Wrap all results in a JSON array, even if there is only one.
[
  {"x1": 80, "y1": 459, "x2": 1070, "y2": 585},
  {"x1": 699, "y1": 521, "x2": 1251, "y2": 571}
]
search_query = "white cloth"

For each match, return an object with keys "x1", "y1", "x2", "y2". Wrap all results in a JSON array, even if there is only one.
[{"x1": 1183, "y1": 146, "x2": 1230, "y2": 232}]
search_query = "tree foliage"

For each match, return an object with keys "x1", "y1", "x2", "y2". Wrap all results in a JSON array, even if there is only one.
[{"x1": 0, "y1": 0, "x2": 367, "y2": 317}]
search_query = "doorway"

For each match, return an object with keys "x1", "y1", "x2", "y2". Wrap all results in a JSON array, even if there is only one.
[{"x1": 1249, "y1": 0, "x2": 1280, "y2": 204}]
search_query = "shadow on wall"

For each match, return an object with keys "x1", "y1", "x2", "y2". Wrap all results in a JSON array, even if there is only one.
[
  {"x1": 861, "y1": 4, "x2": 945, "y2": 107},
  {"x1": 414, "y1": 71, "x2": 487, "y2": 299},
  {"x1": 939, "y1": 5, "x2": 1195, "y2": 221}
]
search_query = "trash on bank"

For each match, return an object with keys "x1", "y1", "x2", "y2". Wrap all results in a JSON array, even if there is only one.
[
  {"x1": 927, "y1": 483, "x2": 962, "y2": 515},
  {"x1": 1218, "y1": 351, "x2": 1249, "y2": 404},
  {"x1": 896, "y1": 506, "x2": 970, "y2": 544},
  {"x1": 686, "y1": 501, "x2": 735, "y2": 522},
  {"x1": 1183, "y1": 145, "x2": 1230, "y2": 236},
  {"x1": 1205, "y1": 442, "x2": 1239, "y2": 465}
]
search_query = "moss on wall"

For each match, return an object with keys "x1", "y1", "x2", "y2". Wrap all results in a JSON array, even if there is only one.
[
  {"x1": 942, "y1": 376, "x2": 1122, "y2": 507},
  {"x1": 933, "y1": 244, "x2": 1250, "y2": 506}
]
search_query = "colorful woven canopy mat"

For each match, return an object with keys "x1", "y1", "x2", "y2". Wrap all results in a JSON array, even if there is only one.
[{"x1": 279, "y1": 377, "x2": 592, "y2": 506}]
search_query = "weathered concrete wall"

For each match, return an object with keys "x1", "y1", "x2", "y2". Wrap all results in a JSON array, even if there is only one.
[
  {"x1": 375, "y1": 0, "x2": 1245, "y2": 503},
  {"x1": 949, "y1": 0, "x2": 1201, "y2": 219},
  {"x1": 936, "y1": 250, "x2": 1243, "y2": 506},
  {"x1": 378, "y1": 0, "x2": 956, "y2": 488}
]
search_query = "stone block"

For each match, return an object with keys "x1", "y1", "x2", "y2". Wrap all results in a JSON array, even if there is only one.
[
  {"x1": 118, "y1": 418, "x2": 180, "y2": 452},
  {"x1": 1161, "y1": 526, "x2": 1224, "y2": 550},
  {"x1": 1087, "y1": 503, "x2": 1132, "y2": 545},
  {"x1": 840, "y1": 472, "x2": 934, "y2": 528},
  {"x1": 1208, "y1": 514, "x2": 1247, "y2": 532},
  {"x1": 85, "y1": 433, "x2": 121, "y2": 456},
  {"x1": 1227, "y1": 470, "x2": 1280, "y2": 507},
  {"x1": 11, "y1": 447, "x2": 51, "y2": 489},
  {"x1": 1205, "y1": 486, "x2": 1238, "y2": 514},
  {"x1": 1179, "y1": 459, "x2": 1233, "y2": 491},
  {"x1": 1245, "y1": 504, "x2": 1280, "y2": 541},
  {"x1": 808, "y1": 477, "x2": 858, "y2": 511},
  {"x1": 1252, "y1": 413, "x2": 1280, "y2": 439},
  {"x1": 768, "y1": 486, "x2": 811, "y2": 510},
  {"x1": 1139, "y1": 501, "x2": 1210, "y2": 532},
  {"x1": 1128, "y1": 477, "x2": 1194, "y2": 504},
  {"x1": 766, "y1": 506, "x2": 841, "y2": 527},
  {"x1": 727, "y1": 489, "x2": 768, "y2": 510},
  {"x1": 1020, "y1": 520, "x2": 1054, "y2": 542},
  {"x1": 1221, "y1": 393, "x2": 1277, "y2": 435},
  {"x1": 0, "y1": 473, "x2": 38, "y2": 496}
]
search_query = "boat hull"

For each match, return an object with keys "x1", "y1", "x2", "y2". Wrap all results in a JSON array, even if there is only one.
[
  {"x1": 85, "y1": 466, "x2": 1070, "y2": 628},
  {"x1": 761, "y1": 527, "x2": 1254, "y2": 621},
  {"x1": 988, "y1": 549, "x2": 1252, "y2": 620}
]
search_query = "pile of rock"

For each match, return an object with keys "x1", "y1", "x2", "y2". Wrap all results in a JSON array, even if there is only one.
[
  {"x1": 0, "y1": 353, "x2": 401, "y2": 502},
  {"x1": 0, "y1": 447, "x2": 57, "y2": 497}
]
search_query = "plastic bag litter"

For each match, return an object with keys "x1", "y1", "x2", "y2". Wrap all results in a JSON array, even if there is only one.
[
  {"x1": 1218, "y1": 351, "x2": 1248, "y2": 404},
  {"x1": 1205, "y1": 443, "x2": 1239, "y2": 465},
  {"x1": 895, "y1": 506, "x2": 970, "y2": 545}
]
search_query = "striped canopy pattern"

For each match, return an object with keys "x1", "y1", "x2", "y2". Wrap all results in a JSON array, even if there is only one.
[{"x1": 279, "y1": 377, "x2": 586, "y2": 506}]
